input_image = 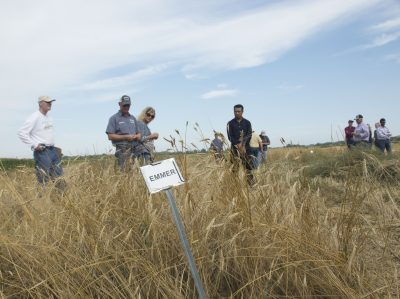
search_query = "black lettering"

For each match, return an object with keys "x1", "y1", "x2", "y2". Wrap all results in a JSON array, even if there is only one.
[{"x1": 149, "y1": 169, "x2": 177, "y2": 182}]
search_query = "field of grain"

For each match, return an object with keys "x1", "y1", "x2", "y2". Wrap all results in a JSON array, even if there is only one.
[{"x1": 1, "y1": 145, "x2": 400, "y2": 298}]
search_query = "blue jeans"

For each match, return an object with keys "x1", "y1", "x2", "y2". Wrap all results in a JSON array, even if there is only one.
[
  {"x1": 376, "y1": 139, "x2": 392, "y2": 153},
  {"x1": 249, "y1": 147, "x2": 261, "y2": 169},
  {"x1": 261, "y1": 150, "x2": 268, "y2": 163},
  {"x1": 34, "y1": 147, "x2": 63, "y2": 184},
  {"x1": 115, "y1": 145, "x2": 136, "y2": 170},
  {"x1": 134, "y1": 152, "x2": 152, "y2": 165}
]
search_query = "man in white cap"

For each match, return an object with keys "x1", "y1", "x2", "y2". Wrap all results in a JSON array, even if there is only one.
[
  {"x1": 106, "y1": 95, "x2": 141, "y2": 170},
  {"x1": 259, "y1": 130, "x2": 270, "y2": 163},
  {"x1": 353, "y1": 114, "x2": 370, "y2": 147},
  {"x1": 18, "y1": 96, "x2": 64, "y2": 185}
]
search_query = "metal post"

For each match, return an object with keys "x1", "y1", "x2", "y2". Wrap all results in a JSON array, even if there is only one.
[{"x1": 165, "y1": 188, "x2": 207, "y2": 299}]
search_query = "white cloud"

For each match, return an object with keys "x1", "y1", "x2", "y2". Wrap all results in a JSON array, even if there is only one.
[
  {"x1": 369, "y1": 17, "x2": 400, "y2": 32},
  {"x1": 201, "y1": 89, "x2": 238, "y2": 99},
  {"x1": 0, "y1": 0, "x2": 382, "y2": 109},
  {"x1": 361, "y1": 32, "x2": 400, "y2": 49},
  {"x1": 78, "y1": 63, "x2": 171, "y2": 91}
]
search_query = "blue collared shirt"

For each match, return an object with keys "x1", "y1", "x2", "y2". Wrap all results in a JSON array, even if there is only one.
[{"x1": 106, "y1": 111, "x2": 139, "y2": 146}]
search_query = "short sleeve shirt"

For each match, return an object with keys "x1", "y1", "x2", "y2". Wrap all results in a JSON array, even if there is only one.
[
  {"x1": 106, "y1": 111, "x2": 139, "y2": 146},
  {"x1": 135, "y1": 120, "x2": 154, "y2": 154}
]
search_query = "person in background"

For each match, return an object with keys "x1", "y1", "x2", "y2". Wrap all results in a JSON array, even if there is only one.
[
  {"x1": 18, "y1": 96, "x2": 64, "y2": 187},
  {"x1": 353, "y1": 114, "x2": 370, "y2": 148},
  {"x1": 135, "y1": 107, "x2": 159, "y2": 165},
  {"x1": 227, "y1": 104, "x2": 254, "y2": 184},
  {"x1": 106, "y1": 95, "x2": 141, "y2": 170},
  {"x1": 210, "y1": 132, "x2": 224, "y2": 161},
  {"x1": 373, "y1": 122, "x2": 380, "y2": 148},
  {"x1": 259, "y1": 131, "x2": 270, "y2": 163},
  {"x1": 375, "y1": 118, "x2": 392, "y2": 154},
  {"x1": 344, "y1": 120, "x2": 355, "y2": 149},
  {"x1": 249, "y1": 130, "x2": 262, "y2": 169}
]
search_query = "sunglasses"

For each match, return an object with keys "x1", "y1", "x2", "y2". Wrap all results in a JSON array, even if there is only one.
[
  {"x1": 122, "y1": 104, "x2": 131, "y2": 108},
  {"x1": 146, "y1": 112, "x2": 155, "y2": 119}
]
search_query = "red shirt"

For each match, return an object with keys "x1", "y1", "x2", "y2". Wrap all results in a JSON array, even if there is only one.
[{"x1": 345, "y1": 126, "x2": 355, "y2": 140}]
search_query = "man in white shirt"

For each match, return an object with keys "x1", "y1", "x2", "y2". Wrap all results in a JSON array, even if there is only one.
[
  {"x1": 376, "y1": 118, "x2": 392, "y2": 153},
  {"x1": 18, "y1": 96, "x2": 64, "y2": 185},
  {"x1": 353, "y1": 114, "x2": 370, "y2": 147}
]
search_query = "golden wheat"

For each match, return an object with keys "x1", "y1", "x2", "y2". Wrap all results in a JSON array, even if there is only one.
[{"x1": 0, "y1": 145, "x2": 399, "y2": 298}]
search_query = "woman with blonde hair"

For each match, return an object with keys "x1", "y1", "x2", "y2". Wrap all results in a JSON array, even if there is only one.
[{"x1": 135, "y1": 107, "x2": 159, "y2": 164}]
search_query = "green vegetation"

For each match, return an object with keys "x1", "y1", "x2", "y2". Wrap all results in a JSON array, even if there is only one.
[{"x1": 0, "y1": 158, "x2": 34, "y2": 171}]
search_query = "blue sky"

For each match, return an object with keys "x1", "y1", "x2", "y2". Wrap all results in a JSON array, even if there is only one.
[{"x1": 1, "y1": 0, "x2": 399, "y2": 158}]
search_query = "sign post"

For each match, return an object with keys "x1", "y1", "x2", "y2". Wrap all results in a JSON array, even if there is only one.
[{"x1": 140, "y1": 158, "x2": 207, "y2": 299}]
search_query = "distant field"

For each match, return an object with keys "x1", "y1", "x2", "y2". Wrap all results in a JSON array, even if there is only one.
[
  {"x1": 1, "y1": 144, "x2": 399, "y2": 298},
  {"x1": 0, "y1": 158, "x2": 34, "y2": 171}
]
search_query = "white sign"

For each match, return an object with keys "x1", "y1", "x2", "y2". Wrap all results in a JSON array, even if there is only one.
[{"x1": 140, "y1": 158, "x2": 185, "y2": 193}]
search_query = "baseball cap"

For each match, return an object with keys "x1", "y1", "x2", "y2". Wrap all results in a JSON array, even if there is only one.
[
  {"x1": 119, "y1": 95, "x2": 131, "y2": 105},
  {"x1": 354, "y1": 114, "x2": 363, "y2": 120},
  {"x1": 38, "y1": 96, "x2": 56, "y2": 103},
  {"x1": 348, "y1": 120, "x2": 354, "y2": 123}
]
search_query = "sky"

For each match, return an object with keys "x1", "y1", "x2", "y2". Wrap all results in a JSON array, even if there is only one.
[{"x1": 1, "y1": 0, "x2": 399, "y2": 158}]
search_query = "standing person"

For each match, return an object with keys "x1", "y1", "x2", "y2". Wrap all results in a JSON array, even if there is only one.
[
  {"x1": 227, "y1": 104, "x2": 254, "y2": 184},
  {"x1": 375, "y1": 118, "x2": 392, "y2": 153},
  {"x1": 106, "y1": 95, "x2": 141, "y2": 170},
  {"x1": 249, "y1": 130, "x2": 262, "y2": 169},
  {"x1": 259, "y1": 131, "x2": 270, "y2": 163},
  {"x1": 353, "y1": 114, "x2": 370, "y2": 147},
  {"x1": 210, "y1": 132, "x2": 224, "y2": 161},
  {"x1": 135, "y1": 107, "x2": 159, "y2": 165},
  {"x1": 344, "y1": 120, "x2": 355, "y2": 149},
  {"x1": 373, "y1": 122, "x2": 380, "y2": 148},
  {"x1": 18, "y1": 96, "x2": 64, "y2": 186}
]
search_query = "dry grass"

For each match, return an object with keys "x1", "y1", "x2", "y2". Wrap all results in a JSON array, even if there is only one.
[{"x1": 1, "y1": 145, "x2": 400, "y2": 298}]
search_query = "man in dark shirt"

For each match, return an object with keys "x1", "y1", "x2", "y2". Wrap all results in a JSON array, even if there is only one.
[
  {"x1": 344, "y1": 120, "x2": 355, "y2": 149},
  {"x1": 227, "y1": 104, "x2": 254, "y2": 184}
]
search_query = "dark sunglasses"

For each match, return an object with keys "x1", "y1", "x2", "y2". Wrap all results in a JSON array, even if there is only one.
[
  {"x1": 146, "y1": 112, "x2": 155, "y2": 119},
  {"x1": 122, "y1": 104, "x2": 131, "y2": 108}
]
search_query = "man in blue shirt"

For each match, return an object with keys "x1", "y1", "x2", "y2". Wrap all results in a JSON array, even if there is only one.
[
  {"x1": 106, "y1": 95, "x2": 141, "y2": 170},
  {"x1": 210, "y1": 132, "x2": 224, "y2": 161},
  {"x1": 227, "y1": 104, "x2": 254, "y2": 184}
]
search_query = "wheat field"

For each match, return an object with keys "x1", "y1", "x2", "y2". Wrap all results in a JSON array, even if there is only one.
[{"x1": 1, "y1": 145, "x2": 400, "y2": 298}]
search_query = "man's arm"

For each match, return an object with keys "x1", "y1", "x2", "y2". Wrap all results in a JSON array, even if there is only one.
[
  {"x1": 107, "y1": 133, "x2": 141, "y2": 142},
  {"x1": 242, "y1": 120, "x2": 252, "y2": 145},
  {"x1": 227, "y1": 122, "x2": 235, "y2": 144},
  {"x1": 18, "y1": 114, "x2": 40, "y2": 150}
]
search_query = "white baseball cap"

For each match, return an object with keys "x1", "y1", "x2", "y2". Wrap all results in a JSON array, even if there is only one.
[{"x1": 38, "y1": 96, "x2": 56, "y2": 103}]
